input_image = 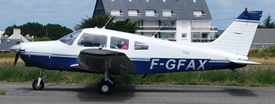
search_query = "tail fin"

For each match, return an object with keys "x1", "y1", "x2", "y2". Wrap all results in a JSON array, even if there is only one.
[{"x1": 209, "y1": 8, "x2": 263, "y2": 56}]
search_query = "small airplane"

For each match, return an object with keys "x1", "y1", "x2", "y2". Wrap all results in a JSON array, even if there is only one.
[{"x1": 9, "y1": 8, "x2": 262, "y2": 95}]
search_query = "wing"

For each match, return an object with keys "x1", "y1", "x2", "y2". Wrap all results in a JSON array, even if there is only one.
[{"x1": 71, "y1": 49, "x2": 136, "y2": 74}]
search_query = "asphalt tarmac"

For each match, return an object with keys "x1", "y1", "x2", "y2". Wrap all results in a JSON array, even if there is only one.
[{"x1": 0, "y1": 83, "x2": 275, "y2": 104}]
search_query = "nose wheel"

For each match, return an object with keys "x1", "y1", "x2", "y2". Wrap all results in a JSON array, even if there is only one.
[
  {"x1": 32, "y1": 79, "x2": 44, "y2": 90},
  {"x1": 32, "y1": 69, "x2": 46, "y2": 90}
]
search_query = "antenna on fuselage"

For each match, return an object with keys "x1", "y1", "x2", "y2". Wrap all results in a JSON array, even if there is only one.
[
  {"x1": 102, "y1": 15, "x2": 114, "y2": 29},
  {"x1": 152, "y1": 22, "x2": 166, "y2": 38}
]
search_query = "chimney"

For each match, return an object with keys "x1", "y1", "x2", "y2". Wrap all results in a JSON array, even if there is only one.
[{"x1": 13, "y1": 28, "x2": 21, "y2": 34}]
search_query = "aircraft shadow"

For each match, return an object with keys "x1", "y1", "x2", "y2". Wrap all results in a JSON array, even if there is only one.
[{"x1": 16, "y1": 84, "x2": 257, "y2": 102}]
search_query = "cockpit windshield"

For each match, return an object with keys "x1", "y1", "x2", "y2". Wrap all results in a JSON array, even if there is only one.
[{"x1": 59, "y1": 30, "x2": 82, "y2": 45}]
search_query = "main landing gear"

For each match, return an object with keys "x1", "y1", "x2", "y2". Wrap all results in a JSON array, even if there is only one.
[
  {"x1": 32, "y1": 69, "x2": 47, "y2": 90},
  {"x1": 97, "y1": 71, "x2": 116, "y2": 95}
]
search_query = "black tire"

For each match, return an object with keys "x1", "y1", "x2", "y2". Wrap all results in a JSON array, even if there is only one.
[
  {"x1": 32, "y1": 79, "x2": 44, "y2": 90},
  {"x1": 97, "y1": 81, "x2": 113, "y2": 95}
]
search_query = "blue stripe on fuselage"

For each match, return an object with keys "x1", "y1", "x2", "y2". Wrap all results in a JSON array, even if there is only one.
[
  {"x1": 21, "y1": 54, "x2": 78, "y2": 71},
  {"x1": 133, "y1": 58, "x2": 232, "y2": 74}
]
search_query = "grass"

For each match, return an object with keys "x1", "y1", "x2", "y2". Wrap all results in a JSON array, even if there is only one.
[
  {"x1": 248, "y1": 46, "x2": 275, "y2": 58},
  {"x1": 0, "y1": 53, "x2": 15, "y2": 58},
  {"x1": 0, "y1": 90, "x2": 6, "y2": 95}
]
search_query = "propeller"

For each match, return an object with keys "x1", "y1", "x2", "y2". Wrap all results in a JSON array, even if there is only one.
[
  {"x1": 13, "y1": 37, "x2": 23, "y2": 66},
  {"x1": 14, "y1": 51, "x2": 19, "y2": 66}
]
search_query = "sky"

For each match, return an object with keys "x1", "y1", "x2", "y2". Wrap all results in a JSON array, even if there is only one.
[{"x1": 0, "y1": 0, "x2": 274, "y2": 31}]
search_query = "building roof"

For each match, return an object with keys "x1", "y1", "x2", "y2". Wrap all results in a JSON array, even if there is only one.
[
  {"x1": 252, "y1": 29, "x2": 275, "y2": 43},
  {"x1": 0, "y1": 40, "x2": 19, "y2": 51},
  {"x1": 94, "y1": 0, "x2": 212, "y2": 20}
]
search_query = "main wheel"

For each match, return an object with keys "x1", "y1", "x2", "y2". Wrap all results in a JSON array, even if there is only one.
[
  {"x1": 97, "y1": 81, "x2": 113, "y2": 95},
  {"x1": 32, "y1": 79, "x2": 44, "y2": 90}
]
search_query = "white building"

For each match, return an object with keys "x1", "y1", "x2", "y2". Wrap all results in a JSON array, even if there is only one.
[
  {"x1": 93, "y1": 0, "x2": 217, "y2": 43},
  {"x1": 0, "y1": 30, "x2": 4, "y2": 36}
]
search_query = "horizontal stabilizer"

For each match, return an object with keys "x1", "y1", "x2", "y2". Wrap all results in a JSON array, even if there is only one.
[{"x1": 230, "y1": 60, "x2": 261, "y2": 65}]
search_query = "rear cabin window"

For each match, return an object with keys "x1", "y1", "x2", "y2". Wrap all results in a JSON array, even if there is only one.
[
  {"x1": 110, "y1": 37, "x2": 129, "y2": 50},
  {"x1": 77, "y1": 33, "x2": 107, "y2": 47},
  {"x1": 134, "y1": 41, "x2": 149, "y2": 50}
]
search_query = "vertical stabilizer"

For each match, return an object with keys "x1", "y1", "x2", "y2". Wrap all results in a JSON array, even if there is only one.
[{"x1": 209, "y1": 8, "x2": 262, "y2": 56}]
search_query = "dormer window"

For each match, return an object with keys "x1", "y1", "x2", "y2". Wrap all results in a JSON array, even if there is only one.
[
  {"x1": 111, "y1": 9, "x2": 123, "y2": 16},
  {"x1": 193, "y1": 10, "x2": 206, "y2": 17},
  {"x1": 145, "y1": 9, "x2": 158, "y2": 17},
  {"x1": 179, "y1": 9, "x2": 186, "y2": 14},
  {"x1": 128, "y1": 9, "x2": 141, "y2": 16},
  {"x1": 163, "y1": 9, "x2": 175, "y2": 17}
]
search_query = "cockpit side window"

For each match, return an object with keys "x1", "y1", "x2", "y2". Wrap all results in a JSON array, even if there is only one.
[
  {"x1": 135, "y1": 41, "x2": 149, "y2": 50},
  {"x1": 78, "y1": 33, "x2": 107, "y2": 47},
  {"x1": 59, "y1": 30, "x2": 82, "y2": 45},
  {"x1": 110, "y1": 37, "x2": 129, "y2": 50}
]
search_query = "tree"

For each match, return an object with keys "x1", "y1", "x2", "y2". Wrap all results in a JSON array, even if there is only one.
[
  {"x1": 20, "y1": 22, "x2": 44, "y2": 37},
  {"x1": 258, "y1": 14, "x2": 275, "y2": 28},
  {"x1": 38, "y1": 37, "x2": 51, "y2": 41},
  {"x1": 3, "y1": 22, "x2": 73, "y2": 40},
  {"x1": 44, "y1": 24, "x2": 73, "y2": 40},
  {"x1": 80, "y1": 14, "x2": 114, "y2": 29},
  {"x1": 79, "y1": 14, "x2": 138, "y2": 33},
  {"x1": 108, "y1": 19, "x2": 138, "y2": 33},
  {"x1": 33, "y1": 36, "x2": 39, "y2": 41},
  {"x1": 214, "y1": 34, "x2": 220, "y2": 38}
]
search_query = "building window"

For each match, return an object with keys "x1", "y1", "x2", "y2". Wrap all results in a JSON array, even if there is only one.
[
  {"x1": 135, "y1": 41, "x2": 149, "y2": 50},
  {"x1": 136, "y1": 21, "x2": 141, "y2": 27},
  {"x1": 145, "y1": 10, "x2": 158, "y2": 17},
  {"x1": 179, "y1": 9, "x2": 186, "y2": 14},
  {"x1": 161, "y1": 21, "x2": 176, "y2": 30},
  {"x1": 182, "y1": 33, "x2": 187, "y2": 38},
  {"x1": 163, "y1": 9, "x2": 175, "y2": 17},
  {"x1": 160, "y1": 33, "x2": 174, "y2": 40},
  {"x1": 111, "y1": 9, "x2": 123, "y2": 16},
  {"x1": 193, "y1": 10, "x2": 206, "y2": 17},
  {"x1": 128, "y1": 9, "x2": 141, "y2": 16}
]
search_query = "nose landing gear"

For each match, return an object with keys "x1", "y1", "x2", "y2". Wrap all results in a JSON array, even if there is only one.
[{"x1": 32, "y1": 69, "x2": 47, "y2": 90}]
